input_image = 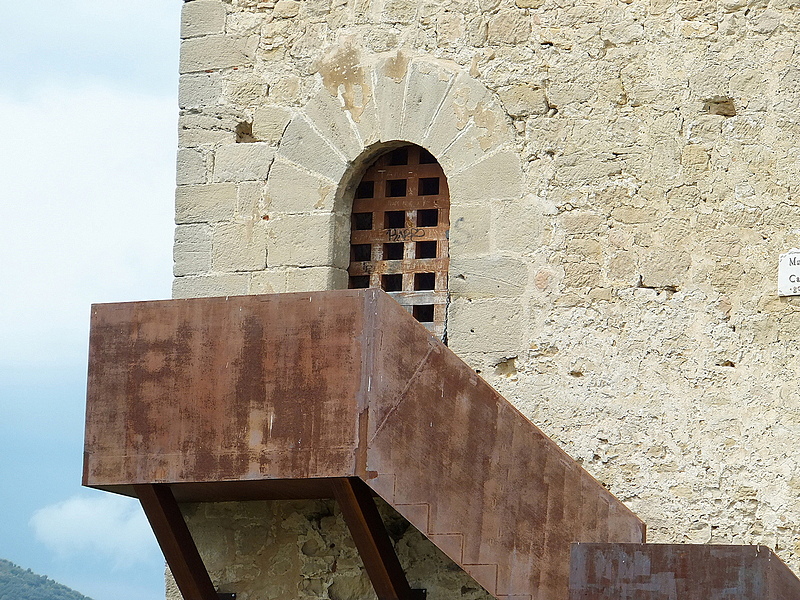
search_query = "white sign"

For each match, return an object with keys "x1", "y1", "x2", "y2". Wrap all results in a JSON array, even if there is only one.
[{"x1": 779, "y1": 248, "x2": 800, "y2": 296}]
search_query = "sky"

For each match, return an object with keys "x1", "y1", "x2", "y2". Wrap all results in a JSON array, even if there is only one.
[{"x1": 0, "y1": 1, "x2": 182, "y2": 599}]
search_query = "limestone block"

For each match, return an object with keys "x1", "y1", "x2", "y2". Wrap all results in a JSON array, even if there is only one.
[
  {"x1": 450, "y1": 204, "x2": 491, "y2": 256},
  {"x1": 213, "y1": 143, "x2": 274, "y2": 183},
  {"x1": 212, "y1": 221, "x2": 269, "y2": 271},
  {"x1": 252, "y1": 105, "x2": 292, "y2": 143},
  {"x1": 494, "y1": 197, "x2": 549, "y2": 254},
  {"x1": 437, "y1": 12, "x2": 465, "y2": 46},
  {"x1": 499, "y1": 85, "x2": 549, "y2": 117},
  {"x1": 374, "y1": 51, "x2": 410, "y2": 142},
  {"x1": 680, "y1": 21, "x2": 718, "y2": 38},
  {"x1": 315, "y1": 40, "x2": 374, "y2": 126},
  {"x1": 681, "y1": 144, "x2": 710, "y2": 178},
  {"x1": 172, "y1": 273, "x2": 249, "y2": 299},
  {"x1": 176, "y1": 183, "x2": 237, "y2": 224},
  {"x1": 439, "y1": 110, "x2": 512, "y2": 174},
  {"x1": 226, "y1": 11, "x2": 264, "y2": 36},
  {"x1": 602, "y1": 21, "x2": 644, "y2": 44},
  {"x1": 249, "y1": 270, "x2": 288, "y2": 294},
  {"x1": 173, "y1": 224, "x2": 212, "y2": 276},
  {"x1": 516, "y1": 0, "x2": 544, "y2": 6},
  {"x1": 179, "y1": 73, "x2": 222, "y2": 109},
  {"x1": 236, "y1": 181, "x2": 267, "y2": 220},
  {"x1": 221, "y1": 69, "x2": 268, "y2": 107},
  {"x1": 608, "y1": 251, "x2": 638, "y2": 284},
  {"x1": 487, "y1": 10, "x2": 531, "y2": 44},
  {"x1": 465, "y1": 14, "x2": 488, "y2": 46},
  {"x1": 400, "y1": 61, "x2": 457, "y2": 144},
  {"x1": 559, "y1": 211, "x2": 604, "y2": 235},
  {"x1": 274, "y1": 0, "x2": 301, "y2": 18},
  {"x1": 303, "y1": 91, "x2": 363, "y2": 161},
  {"x1": 176, "y1": 148, "x2": 207, "y2": 185},
  {"x1": 181, "y1": 1, "x2": 226, "y2": 39},
  {"x1": 639, "y1": 249, "x2": 691, "y2": 288},
  {"x1": 383, "y1": 0, "x2": 418, "y2": 24},
  {"x1": 277, "y1": 117, "x2": 349, "y2": 182},
  {"x1": 610, "y1": 206, "x2": 659, "y2": 224},
  {"x1": 450, "y1": 256, "x2": 528, "y2": 298},
  {"x1": 266, "y1": 159, "x2": 336, "y2": 213},
  {"x1": 267, "y1": 214, "x2": 338, "y2": 267},
  {"x1": 562, "y1": 261, "x2": 601, "y2": 287},
  {"x1": 546, "y1": 80, "x2": 594, "y2": 109},
  {"x1": 179, "y1": 113, "x2": 237, "y2": 147},
  {"x1": 285, "y1": 267, "x2": 349, "y2": 292},
  {"x1": 447, "y1": 298, "x2": 523, "y2": 356},
  {"x1": 179, "y1": 125, "x2": 233, "y2": 148},
  {"x1": 423, "y1": 72, "x2": 494, "y2": 157},
  {"x1": 179, "y1": 35, "x2": 258, "y2": 74},
  {"x1": 449, "y1": 150, "x2": 524, "y2": 204}
]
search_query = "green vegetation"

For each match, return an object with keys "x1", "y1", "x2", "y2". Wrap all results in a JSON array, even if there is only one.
[{"x1": 0, "y1": 559, "x2": 94, "y2": 600}]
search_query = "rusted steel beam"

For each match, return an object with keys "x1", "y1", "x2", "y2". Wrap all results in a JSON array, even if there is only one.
[
  {"x1": 134, "y1": 484, "x2": 218, "y2": 600},
  {"x1": 333, "y1": 477, "x2": 413, "y2": 600},
  {"x1": 85, "y1": 290, "x2": 645, "y2": 600},
  {"x1": 569, "y1": 543, "x2": 800, "y2": 599}
]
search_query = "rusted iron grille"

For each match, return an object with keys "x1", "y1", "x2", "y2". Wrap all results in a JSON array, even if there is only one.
[{"x1": 348, "y1": 145, "x2": 450, "y2": 339}]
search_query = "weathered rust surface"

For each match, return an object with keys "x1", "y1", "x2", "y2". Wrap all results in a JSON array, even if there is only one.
[
  {"x1": 363, "y1": 292, "x2": 644, "y2": 600},
  {"x1": 84, "y1": 289, "x2": 644, "y2": 600},
  {"x1": 84, "y1": 292, "x2": 365, "y2": 487},
  {"x1": 569, "y1": 543, "x2": 800, "y2": 599}
]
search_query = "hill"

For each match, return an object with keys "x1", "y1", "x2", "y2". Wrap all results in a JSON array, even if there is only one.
[{"x1": 0, "y1": 558, "x2": 94, "y2": 600}]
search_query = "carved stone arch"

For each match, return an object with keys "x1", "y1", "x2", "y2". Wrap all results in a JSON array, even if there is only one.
[{"x1": 265, "y1": 44, "x2": 526, "y2": 300}]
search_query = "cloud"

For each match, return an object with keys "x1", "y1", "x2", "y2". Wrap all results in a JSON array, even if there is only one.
[{"x1": 30, "y1": 493, "x2": 161, "y2": 569}]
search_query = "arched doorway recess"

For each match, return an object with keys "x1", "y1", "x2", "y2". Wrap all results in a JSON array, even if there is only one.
[{"x1": 347, "y1": 144, "x2": 450, "y2": 339}]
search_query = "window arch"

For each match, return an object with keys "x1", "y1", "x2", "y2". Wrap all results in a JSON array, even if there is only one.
[{"x1": 348, "y1": 144, "x2": 450, "y2": 339}]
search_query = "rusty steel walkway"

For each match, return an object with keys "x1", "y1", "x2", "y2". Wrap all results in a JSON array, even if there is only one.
[{"x1": 83, "y1": 289, "x2": 800, "y2": 600}]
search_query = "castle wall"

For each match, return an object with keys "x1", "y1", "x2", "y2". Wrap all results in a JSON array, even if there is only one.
[{"x1": 172, "y1": 0, "x2": 800, "y2": 596}]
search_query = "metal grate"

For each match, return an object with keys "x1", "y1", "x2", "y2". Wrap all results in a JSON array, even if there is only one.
[{"x1": 348, "y1": 145, "x2": 450, "y2": 339}]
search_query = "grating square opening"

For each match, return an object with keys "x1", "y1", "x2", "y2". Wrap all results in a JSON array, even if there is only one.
[
  {"x1": 353, "y1": 213, "x2": 373, "y2": 230},
  {"x1": 415, "y1": 273, "x2": 436, "y2": 291},
  {"x1": 387, "y1": 179, "x2": 407, "y2": 197},
  {"x1": 382, "y1": 274, "x2": 403, "y2": 292},
  {"x1": 413, "y1": 304, "x2": 435, "y2": 322},
  {"x1": 349, "y1": 275, "x2": 370, "y2": 289},
  {"x1": 355, "y1": 180, "x2": 374, "y2": 199},
  {"x1": 420, "y1": 177, "x2": 440, "y2": 196},
  {"x1": 418, "y1": 209, "x2": 438, "y2": 227},
  {"x1": 388, "y1": 147, "x2": 409, "y2": 165},
  {"x1": 416, "y1": 241, "x2": 437, "y2": 259},
  {"x1": 351, "y1": 244, "x2": 371, "y2": 262},
  {"x1": 349, "y1": 145, "x2": 449, "y2": 341},
  {"x1": 383, "y1": 243, "x2": 404, "y2": 260},
  {"x1": 384, "y1": 211, "x2": 406, "y2": 229}
]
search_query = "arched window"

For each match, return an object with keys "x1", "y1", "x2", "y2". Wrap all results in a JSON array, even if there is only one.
[{"x1": 348, "y1": 144, "x2": 450, "y2": 339}]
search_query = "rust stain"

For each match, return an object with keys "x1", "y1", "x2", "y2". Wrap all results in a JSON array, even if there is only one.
[
  {"x1": 569, "y1": 543, "x2": 800, "y2": 599},
  {"x1": 317, "y1": 39, "x2": 372, "y2": 122},
  {"x1": 84, "y1": 289, "x2": 644, "y2": 600},
  {"x1": 383, "y1": 49, "x2": 409, "y2": 82}
]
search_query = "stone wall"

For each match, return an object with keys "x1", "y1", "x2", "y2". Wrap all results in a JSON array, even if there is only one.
[
  {"x1": 166, "y1": 500, "x2": 492, "y2": 600},
  {"x1": 172, "y1": 0, "x2": 800, "y2": 596}
]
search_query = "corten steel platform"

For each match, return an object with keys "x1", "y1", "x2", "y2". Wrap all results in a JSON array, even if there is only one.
[
  {"x1": 570, "y1": 543, "x2": 800, "y2": 599},
  {"x1": 84, "y1": 289, "x2": 645, "y2": 600}
]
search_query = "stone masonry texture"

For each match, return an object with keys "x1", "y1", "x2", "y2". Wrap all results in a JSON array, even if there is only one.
[{"x1": 171, "y1": 0, "x2": 800, "y2": 597}]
